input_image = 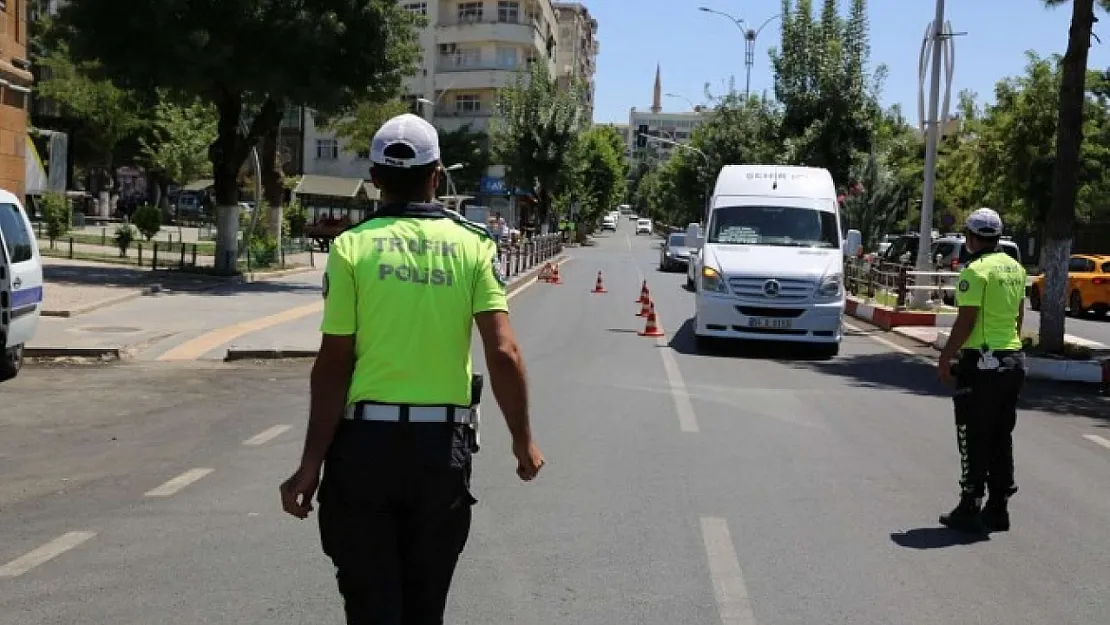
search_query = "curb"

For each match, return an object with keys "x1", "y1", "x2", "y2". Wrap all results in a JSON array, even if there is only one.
[
  {"x1": 893, "y1": 327, "x2": 1109, "y2": 385},
  {"x1": 24, "y1": 346, "x2": 123, "y2": 360},
  {"x1": 41, "y1": 284, "x2": 163, "y2": 318},
  {"x1": 845, "y1": 296, "x2": 955, "y2": 330},
  {"x1": 225, "y1": 348, "x2": 319, "y2": 362},
  {"x1": 220, "y1": 253, "x2": 569, "y2": 362}
]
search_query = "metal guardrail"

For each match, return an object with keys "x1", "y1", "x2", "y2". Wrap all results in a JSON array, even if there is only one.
[
  {"x1": 845, "y1": 256, "x2": 960, "y2": 308},
  {"x1": 496, "y1": 233, "x2": 563, "y2": 280}
]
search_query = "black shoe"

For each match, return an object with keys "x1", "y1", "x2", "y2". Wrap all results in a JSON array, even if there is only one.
[
  {"x1": 982, "y1": 499, "x2": 1010, "y2": 532},
  {"x1": 939, "y1": 496, "x2": 985, "y2": 533}
]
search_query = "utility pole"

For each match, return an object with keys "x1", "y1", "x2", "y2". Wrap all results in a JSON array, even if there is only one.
[{"x1": 911, "y1": 0, "x2": 955, "y2": 308}]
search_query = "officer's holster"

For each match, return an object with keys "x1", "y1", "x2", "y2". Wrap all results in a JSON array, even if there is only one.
[{"x1": 469, "y1": 373, "x2": 484, "y2": 453}]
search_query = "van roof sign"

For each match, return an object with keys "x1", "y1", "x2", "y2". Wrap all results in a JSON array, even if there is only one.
[{"x1": 745, "y1": 171, "x2": 810, "y2": 180}]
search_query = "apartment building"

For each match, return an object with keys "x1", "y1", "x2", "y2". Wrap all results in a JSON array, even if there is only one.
[
  {"x1": 304, "y1": 0, "x2": 560, "y2": 187},
  {"x1": 553, "y1": 2, "x2": 598, "y2": 120},
  {"x1": 0, "y1": 0, "x2": 33, "y2": 197}
]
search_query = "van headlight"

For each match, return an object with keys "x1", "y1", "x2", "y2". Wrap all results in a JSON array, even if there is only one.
[
  {"x1": 816, "y1": 273, "x2": 843, "y2": 299},
  {"x1": 701, "y1": 266, "x2": 728, "y2": 293}
]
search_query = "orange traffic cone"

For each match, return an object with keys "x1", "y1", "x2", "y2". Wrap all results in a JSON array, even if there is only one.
[
  {"x1": 638, "y1": 302, "x2": 665, "y2": 337},
  {"x1": 549, "y1": 263, "x2": 563, "y2": 285},
  {"x1": 636, "y1": 294, "x2": 652, "y2": 317},
  {"x1": 636, "y1": 280, "x2": 649, "y2": 303},
  {"x1": 591, "y1": 271, "x2": 608, "y2": 293}
]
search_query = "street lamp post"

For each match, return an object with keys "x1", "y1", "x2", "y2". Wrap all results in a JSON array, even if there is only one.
[
  {"x1": 443, "y1": 162, "x2": 464, "y2": 200},
  {"x1": 644, "y1": 134, "x2": 713, "y2": 223},
  {"x1": 697, "y1": 7, "x2": 780, "y2": 99},
  {"x1": 665, "y1": 92, "x2": 698, "y2": 111}
]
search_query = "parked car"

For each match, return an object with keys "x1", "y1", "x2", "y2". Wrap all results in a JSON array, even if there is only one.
[
  {"x1": 601, "y1": 215, "x2": 617, "y2": 231},
  {"x1": 0, "y1": 190, "x2": 43, "y2": 381},
  {"x1": 659, "y1": 232, "x2": 693, "y2": 271},
  {"x1": 635, "y1": 218, "x2": 653, "y2": 235},
  {"x1": 1029, "y1": 254, "x2": 1110, "y2": 316}
]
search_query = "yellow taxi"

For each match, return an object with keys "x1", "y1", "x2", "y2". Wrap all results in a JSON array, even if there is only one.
[{"x1": 1029, "y1": 254, "x2": 1110, "y2": 317}]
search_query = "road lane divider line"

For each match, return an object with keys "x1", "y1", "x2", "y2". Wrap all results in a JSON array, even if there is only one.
[
  {"x1": 0, "y1": 531, "x2": 97, "y2": 578},
  {"x1": 842, "y1": 320, "x2": 918, "y2": 356},
  {"x1": 700, "y1": 517, "x2": 758, "y2": 625},
  {"x1": 144, "y1": 468, "x2": 215, "y2": 497},
  {"x1": 243, "y1": 424, "x2": 293, "y2": 446},
  {"x1": 658, "y1": 333, "x2": 699, "y2": 433},
  {"x1": 158, "y1": 301, "x2": 324, "y2": 361},
  {"x1": 1083, "y1": 434, "x2": 1110, "y2": 450}
]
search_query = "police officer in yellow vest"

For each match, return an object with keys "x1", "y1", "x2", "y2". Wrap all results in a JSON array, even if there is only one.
[
  {"x1": 937, "y1": 208, "x2": 1026, "y2": 534},
  {"x1": 280, "y1": 113, "x2": 545, "y2": 624}
]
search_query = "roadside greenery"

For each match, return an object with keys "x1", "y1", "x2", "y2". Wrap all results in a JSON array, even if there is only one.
[{"x1": 40, "y1": 191, "x2": 71, "y2": 248}]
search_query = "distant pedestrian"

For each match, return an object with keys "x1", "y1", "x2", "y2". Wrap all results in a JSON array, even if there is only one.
[
  {"x1": 280, "y1": 113, "x2": 544, "y2": 624},
  {"x1": 937, "y1": 208, "x2": 1027, "y2": 533}
]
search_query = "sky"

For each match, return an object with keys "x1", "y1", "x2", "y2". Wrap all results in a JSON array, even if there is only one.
[{"x1": 588, "y1": 0, "x2": 1110, "y2": 125}]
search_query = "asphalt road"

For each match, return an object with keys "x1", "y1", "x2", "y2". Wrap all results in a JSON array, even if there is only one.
[
  {"x1": 1023, "y1": 306, "x2": 1110, "y2": 347},
  {"x1": 3, "y1": 229, "x2": 1110, "y2": 624}
]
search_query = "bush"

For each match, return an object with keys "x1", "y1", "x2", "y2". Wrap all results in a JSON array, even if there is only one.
[
  {"x1": 248, "y1": 232, "x2": 278, "y2": 268},
  {"x1": 131, "y1": 204, "x2": 163, "y2": 241},
  {"x1": 40, "y1": 191, "x2": 71, "y2": 249},
  {"x1": 284, "y1": 200, "x2": 308, "y2": 238},
  {"x1": 114, "y1": 224, "x2": 135, "y2": 257}
]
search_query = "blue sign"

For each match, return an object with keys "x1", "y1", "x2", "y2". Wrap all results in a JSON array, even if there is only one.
[{"x1": 480, "y1": 176, "x2": 531, "y2": 197}]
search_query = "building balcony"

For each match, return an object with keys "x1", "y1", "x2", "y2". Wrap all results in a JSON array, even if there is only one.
[
  {"x1": 437, "y1": 16, "x2": 549, "y2": 55},
  {"x1": 434, "y1": 63, "x2": 524, "y2": 91}
]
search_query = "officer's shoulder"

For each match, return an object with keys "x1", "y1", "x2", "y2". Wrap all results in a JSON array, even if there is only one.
[{"x1": 442, "y1": 211, "x2": 496, "y2": 243}]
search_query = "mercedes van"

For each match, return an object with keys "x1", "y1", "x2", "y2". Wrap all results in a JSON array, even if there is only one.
[
  {"x1": 691, "y1": 165, "x2": 844, "y2": 355},
  {"x1": 0, "y1": 191, "x2": 43, "y2": 380}
]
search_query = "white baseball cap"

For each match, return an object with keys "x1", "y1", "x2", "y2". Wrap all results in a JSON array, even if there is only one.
[
  {"x1": 370, "y1": 113, "x2": 441, "y2": 168},
  {"x1": 965, "y1": 207, "x2": 1003, "y2": 237}
]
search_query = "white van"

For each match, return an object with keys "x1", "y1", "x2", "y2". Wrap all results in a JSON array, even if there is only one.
[
  {"x1": 691, "y1": 165, "x2": 845, "y2": 355},
  {"x1": 0, "y1": 190, "x2": 43, "y2": 380}
]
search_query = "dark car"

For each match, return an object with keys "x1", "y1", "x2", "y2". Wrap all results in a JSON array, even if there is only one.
[{"x1": 659, "y1": 232, "x2": 692, "y2": 271}]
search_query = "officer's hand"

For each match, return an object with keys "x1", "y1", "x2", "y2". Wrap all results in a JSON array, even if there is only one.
[
  {"x1": 513, "y1": 441, "x2": 545, "y2": 482},
  {"x1": 280, "y1": 465, "x2": 321, "y2": 519},
  {"x1": 938, "y1": 356, "x2": 955, "y2": 386}
]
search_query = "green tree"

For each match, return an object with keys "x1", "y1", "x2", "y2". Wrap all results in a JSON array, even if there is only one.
[
  {"x1": 40, "y1": 191, "x2": 71, "y2": 249},
  {"x1": 567, "y1": 126, "x2": 627, "y2": 235},
  {"x1": 840, "y1": 151, "x2": 908, "y2": 251},
  {"x1": 770, "y1": 0, "x2": 880, "y2": 184},
  {"x1": 439, "y1": 125, "x2": 492, "y2": 194},
  {"x1": 139, "y1": 90, "x2": 218, "y2": 212},
  {"x1": 492, "y1": 62, "x2": 585, "y2": 225},
  {"x1": 34, "y1": 42, "x2": 146, "y2": 217},
  {"x1": 325, "y1": 100, "x2": 410, "y2": 154},
  {"x1": 1038, "y1": 0, "x2": 1109, "y2": 352},
  {"x1": 58, "y1": 0, "x2": 422, "y2": 273}
]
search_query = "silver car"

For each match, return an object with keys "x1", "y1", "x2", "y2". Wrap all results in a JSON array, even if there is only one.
[{"x1": 659, "y1": 232, "x2": 692, "y2": 271}]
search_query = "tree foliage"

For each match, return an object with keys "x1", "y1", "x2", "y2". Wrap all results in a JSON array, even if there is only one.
[
  {"x1": 492, "y1": 61, "x2": 584, "y2": 224},
  {"x1": 139, "y1": 90, "x2": 218, "y2": 187},
  {"x1": 57, "y1": 0, "x2": 422, "y2": 272},
  {"x1": 564, "y1": 125, "x2": 627, "y2": 229},
  {"x1": 439, "y1": 125, "x2": 492, "y2": 195},
  {"x1": 325, "y1": 99, "x2": 410, "y2": 154}
]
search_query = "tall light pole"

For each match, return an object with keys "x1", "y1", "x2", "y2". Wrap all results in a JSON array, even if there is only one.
[
  {"x1": 443, "y1": 162, "x2": 464, "y2": 200},
  {"x1": 911, "y1": 0, "x2": 956, "y2": 308},
  {"x1": 644, "y1": 134, "x2": 713, "y2": 222},
  {"x1": 697, "y1": 7, "x2": 780, "y2": 98}
]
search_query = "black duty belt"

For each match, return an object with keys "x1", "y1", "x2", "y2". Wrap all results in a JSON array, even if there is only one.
[{"x1": 344, "y1": 403, "x2": 475, "y2": 424}]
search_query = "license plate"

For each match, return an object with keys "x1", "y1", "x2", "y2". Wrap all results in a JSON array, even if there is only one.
[{"x1": 748, "y1": 317, "x2": 792, "y2": 329}]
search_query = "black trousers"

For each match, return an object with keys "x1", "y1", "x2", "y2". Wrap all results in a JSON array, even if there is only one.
[
  {"x1": 952, "y1": 352, "x2": 1026, "y2": 499},
  {"x1": 318, "y1": 421, "x2": 478, "y2": 625}
]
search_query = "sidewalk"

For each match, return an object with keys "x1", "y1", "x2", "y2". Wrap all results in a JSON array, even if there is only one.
[{"x1": 890, "y1": 325, "x2": 1109, "y2": 384}]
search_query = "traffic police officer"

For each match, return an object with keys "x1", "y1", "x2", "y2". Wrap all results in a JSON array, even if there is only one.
[
  {"x1": 937, "y1": 208, "x2": 1026, "y2": 533},
  {"x1": 280, "y1": 113, "x2": 545, "y2": 624}
]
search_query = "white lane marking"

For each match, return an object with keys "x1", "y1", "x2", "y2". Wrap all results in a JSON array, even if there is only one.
[
  {"x1": 659, "y1": 336, "x2": 699, "y2": 433},
  {"x1": 243, "y1": 424, "x2": 292, "y2": 446},
  {"x1": 144, "y1": 468, "x2": 215, "y2": 497},
  {"x1": 700, "y1": 517, "x2": 758, "y2": 625},
  {"x1": 843, "y1": 320, "x2": 921, "y2": 357},
  {"x1": 626, "y1": 233, "x2": 632, "y2": 251},
  {"x1": 0, "y1": 531, "x2": 97, "y2": 578},
  {"x1": 1083, "y1": 434, "x2": 1110, "y2": 450}
]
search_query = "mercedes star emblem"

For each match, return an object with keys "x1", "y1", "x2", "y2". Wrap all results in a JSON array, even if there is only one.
[{"x1": 762, "y1": 279, "x2": 781, "y2": 298}]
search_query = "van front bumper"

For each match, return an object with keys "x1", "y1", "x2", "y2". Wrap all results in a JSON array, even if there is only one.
[{"x1": 694, "y1": 293, "x2": 843, "y2": 343}]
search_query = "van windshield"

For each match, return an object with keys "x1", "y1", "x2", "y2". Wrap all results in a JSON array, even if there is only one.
[{"x1": 707, "y1": 205, "x2": 838, "y2": 248}]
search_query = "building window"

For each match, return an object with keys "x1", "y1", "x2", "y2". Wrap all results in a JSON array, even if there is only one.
[
  {"x1": 457, "y1": 2, "x2": 483, "y2": 22},
  {"x1": 495, "y1": 46, "x2": 518, "y2": 69},
  {"x1": 402, "y1": 2, "x2": 427, "y2": 15},
  {"x1": 455, "y1": 94, "x2": 482, "y2": 114},
  {"x1": 315, "y1": 139, "x2": 339, "y2": 160},
  {"x1": 443, "y1": 46, "x2": 480, "y2": 68},
  {"x1": 355, "y1": 149, "x2": 371, "y2": 160},
  {"x1": 497, "y1": 1, "x2": 519, "y2": 23}
]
